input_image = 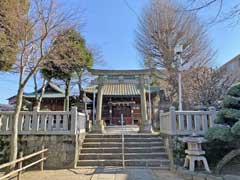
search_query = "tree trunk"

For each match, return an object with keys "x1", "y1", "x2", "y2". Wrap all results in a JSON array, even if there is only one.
[
  {"x1": 9, "y1": 85, "x2": 24, "y2": 169},
  {"x1": 77, "y1": 73, "x2": 82, "y2": 102},
  {"x1": 36, "y1": 79, "x2": 47, "y2": 111},
  {"x1": 33, "y1": 73, "x2": 38, "y2": 106},
  {"x1": 64, "y1": 78, "x2": 71, "y2": 111},
  {"x1": 216, "y1": 148, "x2": 240, "y2": 174}
]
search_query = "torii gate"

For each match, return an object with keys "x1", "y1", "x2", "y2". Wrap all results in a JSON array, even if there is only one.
[{"x1": 89, "y1": 69, "x2": 153, "y2": 133}]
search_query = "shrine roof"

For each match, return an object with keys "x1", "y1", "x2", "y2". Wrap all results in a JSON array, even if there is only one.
[
  {"x1": 8, "y1": 82, "x2": 65, "y2": 99},
  {"x1": 102, "y1": 83, "x2": 140, "y2": 96},
  {"x1": 84, "y1": 84, "x2": 161, "y2": 95}
]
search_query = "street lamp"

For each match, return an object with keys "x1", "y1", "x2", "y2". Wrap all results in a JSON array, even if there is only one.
[
  {"x1": 148, "y1": 76, "x2": 152, "y2": 122},
  {"x1": 90, "y1": 79, "x2": 97, "y2": 124},
  {"x1": 145, "y1": 76, "x2": 152, "y2": 123},
  {"x1": 174, "y1": 44, "x2": 183, "y2": 111}
]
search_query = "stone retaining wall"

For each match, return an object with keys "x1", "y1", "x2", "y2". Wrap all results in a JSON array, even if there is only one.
[
  {"x1": 0, "y1": 134, "x2": 85, "y2": 169},
  {"x1": 161, "y1": 134, "x2": 186, "y2": 170}
]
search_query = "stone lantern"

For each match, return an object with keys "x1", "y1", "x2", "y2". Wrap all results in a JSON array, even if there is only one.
[{"x1": 179, "y1": 133, "x2": 211, "y2": 172}]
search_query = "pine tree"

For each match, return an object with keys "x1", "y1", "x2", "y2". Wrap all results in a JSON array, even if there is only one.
[
  {"x1": 206, "y1": 82, "x2": 240, "y2": 142},
  {"x1": 42, "y1": 28, "x2": 93, "y2": 111}
]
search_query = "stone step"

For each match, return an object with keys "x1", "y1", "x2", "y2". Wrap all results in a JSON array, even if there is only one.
[
  {"x1": 80, "y1": 147, "x2": 166, "y2": 153},
  {"x1": 86, "y1": 134, "x2": 161, "y2": 139},
  {"x1": 86, "y1": 134, "x2": 121, "y2": 139},
  {"x1": 84, "y1": 138, "x2": 122, "y2": 143},
  {"x1": 125, "y1": 153, "x2": 168, "y2": 159},
  {"x1": 79, "y1": 153, "x2": 122, "y2": 160},
  {"x1": 79, "y1": 153, "x2": 168, "y2": 160},
  {"x1": 77, "y1": 159, "x2": 122, "y2": 167},
  {"x1": 77, "y1": 159, "x2": 170, "y2": 168},
  {"x1": 84, "y1": 138, "x2": 162, "y2": 143},
  {"x1": 79, "y1": 133, "x2": 169, "y2": 168},
  {"x1": 82, "y1": 142, "x2": 164, "y2": 148},
  {"x1": 125, "y1": 159, "x2": 170, "y2": 168}
]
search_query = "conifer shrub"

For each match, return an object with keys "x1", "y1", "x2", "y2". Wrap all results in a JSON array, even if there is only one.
[
  {"x1": 206, "y1": 82, "x2": 240, "y2": 142},
  {"x1": 205, "y1": 82, "x2": 240, "y2": 166}
]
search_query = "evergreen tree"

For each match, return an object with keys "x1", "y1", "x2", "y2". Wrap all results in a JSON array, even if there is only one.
[
  {"x1": 42, "y1": 28, "x2": 93, "y2": 111},
  {"x1": 206, "y1": 82, "x2": 240, "y2": 142}
]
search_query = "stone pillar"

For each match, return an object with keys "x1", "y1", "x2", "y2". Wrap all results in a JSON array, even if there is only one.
[
  {"x1": 92, "y1": 84, "x2": 104, "y2": 133},
  {"x1": 131, "y1": 105, "x2": 134, "y2": 125},
  {"x1": 109, "y1": 101, "x2": 112, "y2": 126},
  {"x1": 70, "y1": 106, "x2": 78, "y2": 134},
  {"x1": 169, "y1": 106, "x2": 176, "y2": 135},
  {"x1": 209, "y1": 106, "x2": 216, "y2": 127},
  {"x1": 139, "y1": 75, "x2": 153, "y2": 133}
]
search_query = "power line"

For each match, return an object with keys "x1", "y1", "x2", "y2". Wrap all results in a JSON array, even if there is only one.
[{"x1": 123, "y1": 0, "x2": 141, "y2": 20}]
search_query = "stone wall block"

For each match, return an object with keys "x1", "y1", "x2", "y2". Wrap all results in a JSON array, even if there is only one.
[
  {"x1": 0, "y1": 134, "x2": 80, "y2": 169},
  {"x1": 193, "y1": 173, "x2": 208, "y2": 180},
  {"x1": 206, "y1": 175, "x2": 224, "y2": 180}
]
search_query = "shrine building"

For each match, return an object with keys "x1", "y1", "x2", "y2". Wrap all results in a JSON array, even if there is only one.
[{"x1": 86, "y1": 69, "x2": 163, "y2": 133}]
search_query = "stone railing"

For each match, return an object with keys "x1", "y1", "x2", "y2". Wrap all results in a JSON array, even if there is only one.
[
  {"x1": 0, "y1": 107, "x2": 86, "y2": 135},
  {"x1": 160, "y1": 107, "x2": 217, "y2": 135}
]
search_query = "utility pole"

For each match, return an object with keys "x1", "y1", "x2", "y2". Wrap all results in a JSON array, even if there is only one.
[
  {"x1": 174, "y1": 44, "x2": 183, "y2": 111},
  {"x1": 93, "y1": 86, "x2": 96, "y2": 123},
  {"x1": 148, "y1": 76, "x2": 152, "y2": 122},
  {"x1": 90, "y1": 79, "x2": 97, "y2": 124}
]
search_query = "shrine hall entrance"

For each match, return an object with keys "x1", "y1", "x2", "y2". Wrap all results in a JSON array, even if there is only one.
[
  {"x1": 102, "y1": 97, "x2": 142, "y2": 126},
  {"x1": 112, "y1": 105, "x2": 131, "y2": 125}
]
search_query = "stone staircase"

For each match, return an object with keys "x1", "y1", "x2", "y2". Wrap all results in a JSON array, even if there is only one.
[{"x1": 77, "y1": 134, "x2": 170, "y2": 169}]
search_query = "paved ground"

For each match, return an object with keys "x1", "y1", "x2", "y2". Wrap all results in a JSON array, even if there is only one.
[{"x1": 12, "y1": 167, "x2": 183, "y2": 180}]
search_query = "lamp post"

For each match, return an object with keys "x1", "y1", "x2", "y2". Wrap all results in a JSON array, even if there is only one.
[
  {"x1": 148, "y1": 76, "x2": 152, "y2": 123},
  {"x1": 93, "y1": 85, "x2": 96, "y2": 123},
  {"x1": 145, "y1": 76, "x2": 152, "y2": 123},
  {"x1": 174, "y1": 44, "x2": 183, "y2": 111},
  {"x1": 90, "y1": 79, "x2": 97, "y2": 124}
]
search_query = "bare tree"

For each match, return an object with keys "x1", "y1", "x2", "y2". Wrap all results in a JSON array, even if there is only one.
[
  {"x1": 185, "y1": 0, "x2": 240, "y2": 25},
  {"x1": 0, "y1": 0, "x2": 28, "y2": 71},
  {"x1": 182, "y1": 66, "x2": 235, "y2": 109},
  {"x1": 136, "y1": 0, "x2": 214, "y2": 104},
  {"x1": 33, "y1": 71, "x2": 48, "y2": 111},
  {"x1": 4, "y1": 0, "x2": 79, "y2": 168}
]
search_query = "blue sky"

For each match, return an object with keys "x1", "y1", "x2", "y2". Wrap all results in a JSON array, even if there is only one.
[{"x1": 0, "y1": 0, "x2": 240, "y2": 104}]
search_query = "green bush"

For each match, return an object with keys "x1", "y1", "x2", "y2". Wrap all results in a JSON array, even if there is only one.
[
  {"x1": 227, "y1": 82, "x2": 240, "y2": 97},
  {"x1": 0, "y1": 137, "x2": 9, "y2": 163},
  {"x1": 205, "y1": 126, "x2": 234, "y2": 142},
  {"x1": 172, "y1": 137, "x2": 186, "y2": 165},
  {"x1": 215, "y1": 108, "x2": 240, "y2": 125},
  {"x1": 231, "y1": 120, "x2": 240, "y2": 135},
  {"x1": 203, "y1": 140, "x2": 235, "y2": 167},
  {"x1": 223, "y1": 95, "x2": 240, "y2": 108},
  {"x1": 205, "y1": 82, "x2": 240, "y2": 167}
]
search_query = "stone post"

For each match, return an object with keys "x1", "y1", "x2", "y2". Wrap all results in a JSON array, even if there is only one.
[
  {"x1": 139, "y1": 75, "x2": 153, "y2": 133},
  {"x1": 71, "y1": 106, "x2": 78, "y2": 134},
  {"x1": 92, "y1": 83, "x2": 104, "y2": 133},
  {"x1": 109, "y1": 100, "x2": 112, "y2": 126},
  {"x1": 169, "y1": 106, "x2": 176, "y2": 135},
  {"x1": 32, "y1": 109, "x2": 39, "y2": 133},
  {"x1": 209, "y1": 106, "x2": 216, "y2": 127},
  {"x1": 159, "y1": 110, "x2": 164, "y2": 132},
  {"x1": 131, "y1": 106, "x2": 134, "y2": 125}
]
